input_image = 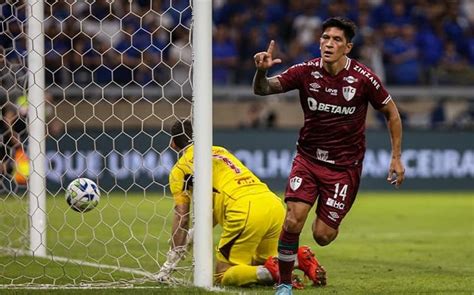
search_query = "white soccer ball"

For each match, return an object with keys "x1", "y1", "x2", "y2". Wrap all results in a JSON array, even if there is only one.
[{"x1": 65, "y1": 178, "x2": 100, "y2": 212}]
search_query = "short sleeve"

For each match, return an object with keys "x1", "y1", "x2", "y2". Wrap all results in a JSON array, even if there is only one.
[
  {"x1": 365, "y1": 72, "x2": 392, "y2": 110},
  {"x1": 277, "y1": 63, "x2": 304, "y2": 92},
  {"x1": 169, "y1": 156, "x2": 193, "y2": 205}
]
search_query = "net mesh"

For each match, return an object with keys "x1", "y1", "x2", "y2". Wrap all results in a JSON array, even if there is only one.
[{"x1": 1, "y1": 0, "x2": 194, "y2": 287}]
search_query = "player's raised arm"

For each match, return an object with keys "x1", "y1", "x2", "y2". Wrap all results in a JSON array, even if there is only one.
[
  {"x1": 378, "y1": 100, "x2": 405, "y2": 188},
  {"x1": 253, "y1": 40, "x2": 283, "y2": 95}
]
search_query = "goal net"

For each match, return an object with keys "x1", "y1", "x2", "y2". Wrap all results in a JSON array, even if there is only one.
[{"x1": 0, "y1": 0, "x2": 201, "y2": 288}]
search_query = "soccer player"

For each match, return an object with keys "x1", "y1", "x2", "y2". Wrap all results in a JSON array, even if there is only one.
[
  {"x1": 157, "y1": 120, "x2": 319, "y2": 287},
  {"x1": 253, "y1": 17, "x2": 405, "y2": 294}
]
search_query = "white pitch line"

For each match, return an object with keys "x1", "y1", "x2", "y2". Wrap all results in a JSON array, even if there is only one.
[{"x1": 0, "y1": 246, "x2": 154, "y2": 278}]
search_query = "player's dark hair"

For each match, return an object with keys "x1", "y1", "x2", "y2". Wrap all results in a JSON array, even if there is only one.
[
  {"x1": 171, "y1": 120, "x2": 193, "y2": 150},
  {"x1": 322, "y1": 17, "x2": 357, "y2": 42}
]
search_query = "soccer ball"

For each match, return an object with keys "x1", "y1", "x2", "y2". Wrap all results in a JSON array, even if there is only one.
[{"x1": 65, "y1": 178, "x2": 100, "y2": 212}]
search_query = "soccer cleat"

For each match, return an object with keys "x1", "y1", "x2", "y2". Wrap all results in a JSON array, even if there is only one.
[
  {"x1": 291, "y1": 274, "x2": 305, "y2": 290},
  {"x1": 264, "y1": 256, "x2": 280, "y2": 283},
  {"x1": 275, "y1": 283, "x2": 293, "y2": 295},
  {"x1": 297, "y1": 245, "x2": 327, "y2": 286}
]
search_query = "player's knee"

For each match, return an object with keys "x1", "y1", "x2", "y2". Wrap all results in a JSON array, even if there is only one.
[{"x1": 312, "y1": 232, "x2": 336, "y2": 246}]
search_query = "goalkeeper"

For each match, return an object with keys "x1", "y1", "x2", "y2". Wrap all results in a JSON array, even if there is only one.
[{"x1": 157, "y1": 120, "x2": 324, "y2": 287}]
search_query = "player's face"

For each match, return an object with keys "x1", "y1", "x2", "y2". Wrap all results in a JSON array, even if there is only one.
[{"x1": 320, "y1": 27, "x2": 353, "y2": 64}]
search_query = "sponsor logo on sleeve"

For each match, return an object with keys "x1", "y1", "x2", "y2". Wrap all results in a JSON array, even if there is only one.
[
  {"x1": 353, "y1": 65, "x2": 381, "y2": 90},
  {"x1": 311, "y1": 71, "x2": 323, "y2": 79},
  {"x1": 343, "y1": 76, "x2": 358, "y2": 84},
  {"x1": 342, "y1": 86, "x2": 356, "y2": 101},
  {"x1": 289, "y1": 176, "x2": 302, "y2": 191}
]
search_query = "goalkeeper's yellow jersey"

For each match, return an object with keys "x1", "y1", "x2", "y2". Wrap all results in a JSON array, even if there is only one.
[{"x1": 169, "y1": 145, "x2": 273, "y2": 226}]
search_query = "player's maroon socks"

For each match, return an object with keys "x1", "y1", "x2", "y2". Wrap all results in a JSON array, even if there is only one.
[{"x1": 277, "y1": 229, "x2": 300, "y2": 284}]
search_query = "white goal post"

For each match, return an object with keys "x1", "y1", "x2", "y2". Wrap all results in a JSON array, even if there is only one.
[
  {"x1": 191, "y1": 0, "x2": 213, "y2": 288},
  {"x1": 27, "y1": 0, "x2": 47, "y2": 259},
  {"x1": 0, "y1": 0, "x2": 213, "y2": 289}
]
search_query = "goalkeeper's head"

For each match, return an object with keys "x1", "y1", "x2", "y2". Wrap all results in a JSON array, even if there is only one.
[{"x1": 171, "y1": 119, "x2": 193, "y2": 151}]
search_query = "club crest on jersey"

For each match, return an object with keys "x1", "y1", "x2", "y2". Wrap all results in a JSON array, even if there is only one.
[
  {"x1": 289, "y1": 176, "x2": 302, "y2": 191},
  {"x1": 342, "y1": 86, "x2": 356, "y2": 101}
]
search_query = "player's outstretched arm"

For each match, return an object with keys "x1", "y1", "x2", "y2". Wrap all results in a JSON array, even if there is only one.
[
  {"x1": 253, "y1": 40, "x2": 283, "y2": 95},
  {"x1": 170, "y1": 203, "x2": 191, "y2": 249},
  {"x1": 156, "y1": 202, "x2": 191, "y2": 281},
  {"x1": 379, "y1": 100, "x2": 405, "y2": 188}
]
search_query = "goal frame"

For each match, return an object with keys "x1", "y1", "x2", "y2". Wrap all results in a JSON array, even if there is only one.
[
  {"x1": 191, "y1": 0, "x2": 213, "y2": 288},
  {"x1": 22, "y1": 0, "x2": 214, "y2": 288}
]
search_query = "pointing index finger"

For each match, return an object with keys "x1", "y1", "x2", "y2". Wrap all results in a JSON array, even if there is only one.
[{"x1": 267, "y1": 40, "x2": 275, "y2": 55}]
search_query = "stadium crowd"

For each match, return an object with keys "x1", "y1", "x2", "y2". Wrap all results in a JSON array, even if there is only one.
[{"x1": 1, "y1": 0, "x2": 474, "y2": 87}]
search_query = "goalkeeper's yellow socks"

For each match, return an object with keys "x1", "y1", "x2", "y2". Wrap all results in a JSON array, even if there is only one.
[{"x1": 221, "y1": 264, "x2": 273, "y2": 286}]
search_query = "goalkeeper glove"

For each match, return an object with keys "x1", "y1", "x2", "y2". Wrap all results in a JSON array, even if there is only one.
[
  {"x1": 156, "y1": 246, "x2": 187, "y2": 282},
  {"x1": 155, "y1": 228, "x2": 194, "y2": 282}
]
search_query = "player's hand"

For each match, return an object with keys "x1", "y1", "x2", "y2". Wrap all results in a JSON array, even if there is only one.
[
  {"x1": 254, "y1": 40, "x2": 282, "y2": 71},
  {"x1": 155, "y1": 246, "x2": 187, "y2": 282},
  {"x1": 387, "y1": 158, "x2": 405, "y2": 188}
]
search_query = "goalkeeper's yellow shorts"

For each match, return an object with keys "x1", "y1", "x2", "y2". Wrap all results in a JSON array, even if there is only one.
[{"x1": 216, "y1": 191, "x2": 285, "y2": 265}]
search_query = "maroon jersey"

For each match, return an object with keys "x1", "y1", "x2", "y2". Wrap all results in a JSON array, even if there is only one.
[{"x1": 277, "y1": 57, "x2": 392, "y2": 167}]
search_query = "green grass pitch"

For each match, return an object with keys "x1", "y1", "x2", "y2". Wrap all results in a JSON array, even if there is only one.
[{"x1": 0, "y1": 191, "x2": 473, "y2": 294}]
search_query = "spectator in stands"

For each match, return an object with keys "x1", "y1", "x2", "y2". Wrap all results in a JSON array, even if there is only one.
[
  {"x1": 466, "y1": 25, "x2": 474, "y2": 65},
  {"x1": 288, "y1": 39, "x2": 314, "y2": 66},
  {"x1": 291, "y1": 1, "x2": 322, "y2": 47},
  {"x1": 359, "y1": 32, "x2": 386, "y2": 83},
  {"x1": 416, "y1": 22, "x2": 444, "y2": 83},
  {"x1": 435, "y1": 41, "x2": 474, "y2": 85},
  {"x1": 3, "y1": 0, "x2": 474, "y2": 90},
  {"x1": 0, "y1": 46, "x2": 27, "y2": 105},
  {"x1": 213, "y1": 24, "x2": 238, "y2": 85},
  {"x1": 237, "y1": 27, "x2": 268, "y2": 85},
  {"x1": 113, "y1": 23, "x2": 142, "y2": 85},
  {"x1": 167, "y1": 26, "x2": 192, "y2": 95},
  {"x1": 443, "y1": 1, "x2": 469, "y2": 52},
  {"x1": 261, "y1": 0, "x2": 286, "y2": 24},
  {"x1": 463, "y1": 0, "x2": 474, "y2": 23},
  {"x1": 44, "y1": 18, "x2": 71, "y2": 85},
  {"x1": 454, "y1": 100, "x2": 474, "y2": 129},
  {"x1": 0, "y1": 104, "x2": 26, "y2": 188},
  {"x1": 383, "y1": 23, "x2": 421, "y2": 85}
]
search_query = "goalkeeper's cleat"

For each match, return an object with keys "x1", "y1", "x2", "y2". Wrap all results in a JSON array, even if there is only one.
[
  {"x1": 264, "y1": 256, "x2": 280, "y2": 283},
  {"x1": 275, "y1": 283, "x2": 293, "y2": 295},
  {"x1": 297, "y1": 245, "x2": 327, "y2": 286}
]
